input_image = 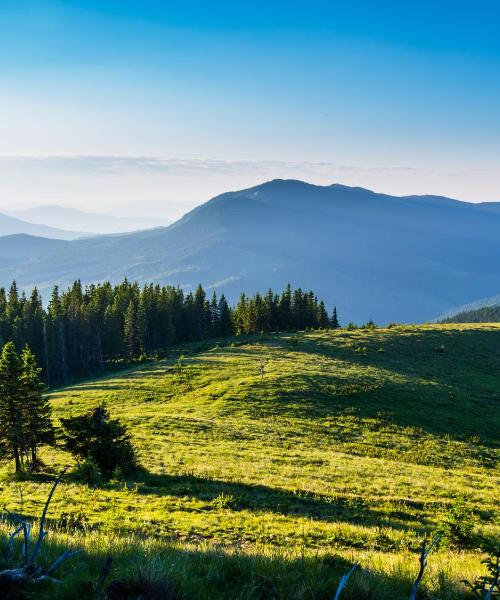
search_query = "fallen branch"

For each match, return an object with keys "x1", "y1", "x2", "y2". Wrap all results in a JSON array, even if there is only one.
[
  {"x1": 333, "y1": 562, "x2": 359, "y2": 600},
  {"x1": 94, "y1": 555, "x2": 114, "y2": 599},
  {"x1": 0, "y1": 468, "x2": 82, "y2": 588},
  {"x1": 30, "y1": 468, "x2": 67, "y2": 565},
  {"x1": 409, "y1": 534, "x2": 441, "y2": 600}
]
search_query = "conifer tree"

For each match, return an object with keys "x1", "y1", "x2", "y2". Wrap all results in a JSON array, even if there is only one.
[
  {"x1": 0, "y1": 342, "x2": 25, "y2": 471},
  {"x1": 7, "y1": 281, "x2": 20, "y2": 322},
  {"x1": 317, "y1": 301, "x2": 330, "y2": 328},
  {"x1": 193, "y1": 284, "x2": 207, "y2": 339},
  {"x1": 331, "y1": 306, "x2": 340, "y2": 329},
  {"x1": 278, "y1": 284, "x2": 293, "y2": 330},
  {"x1": 218, "y1": 295, "x2": 233, "y2": 336},
  {"x1": 263, "y1": 289, "x2": 278, "y2": 331},
  {"x1": 123, "y1": 300, "x2": 137, "y2": 358},
  {"x1": 19, "y1": 346, "x2": 54, "y2": 470},
  {"x1": 136, "y1": 301, "x2": 149, "y2": 355},
  {"x1": 234, "y1": 293, "x2": 247, "y2": 334},
  {"x1": 209, "y1": 292, "x2": 221, "y2": 337}
]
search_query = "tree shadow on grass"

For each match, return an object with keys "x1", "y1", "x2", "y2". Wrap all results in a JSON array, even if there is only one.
[
  {"x1": 234, "y1": 352, "x2": 500, "y2": 451},
  {"x1": 0, "y1": 529, "x2": 440, "y2": 600},
  {"x1": 125, "y1": 470, "x2": 431, "y2": 534}
]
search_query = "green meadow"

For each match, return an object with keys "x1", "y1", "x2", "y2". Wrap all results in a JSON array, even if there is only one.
[{"x1": 1, "y1": 324, "x2": 499, "y2": 599}]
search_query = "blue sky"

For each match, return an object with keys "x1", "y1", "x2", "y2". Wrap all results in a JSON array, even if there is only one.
[{"x1": 0, "y1": 0, "x2": 499, "y2": 218}]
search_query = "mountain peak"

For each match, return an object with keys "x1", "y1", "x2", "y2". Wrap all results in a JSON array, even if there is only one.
[{"x1": 241, "y1": 179, "x2": 379, "y2": 197}]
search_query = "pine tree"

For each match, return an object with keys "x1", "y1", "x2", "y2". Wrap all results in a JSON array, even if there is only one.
[
  {"x1": 331, "y1": 306, "x2": 340, "y2": 329},
  {"x1": 136, "y1": 301, "x2": 149, "y2": 355},
  {"x1": 48, "y1": 286, "x2": 68, "y2": 385},
  {"x1": 263, "y1": 289, "x2": 278, "y2": 331},
  {"x1": 7, "y1": 281, "x2": 20, "y2": 323},
  {"x1": 209, "y1": 292, "x2": 221, "y2": 338},
  {"x1": 193, "y1": 284, "x2": 206, "y2": 339},
  {"x1": 316, "y1": 301, "x2": 330, "y2": 329},
  {"x1": 233, "y1": 293, "x2": 248, "y2": 334},
  {"x1": 19, "y1": 346, "x2": 54, "y2": 470},
  {"x1": 0, "y1": 342, "x2": 25, "y2": 471},
  {"x1": 123, "y1": 300, "x2": 137, "y2": 358},
  {"x1": 218, "y1": 295, "x2": 233, "y2": 336},
  {"x1": 278, "y1": 284, "x2": 292, "y2": 330}
]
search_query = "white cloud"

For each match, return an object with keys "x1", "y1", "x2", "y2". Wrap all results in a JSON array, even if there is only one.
[{"x1": 0, "y1": 155, "x2": 496, "y2": 220}]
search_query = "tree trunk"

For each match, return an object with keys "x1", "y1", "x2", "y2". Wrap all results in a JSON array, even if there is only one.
[
  {"x1": 13, "y1": 446, "x2": 21, "y2": 472},
  {"x1": 31, "y1": 445, "x2": 37, "y2": 471},
  {"x1": 43, "y1": 319, "x2": 50, "y2": 387}
]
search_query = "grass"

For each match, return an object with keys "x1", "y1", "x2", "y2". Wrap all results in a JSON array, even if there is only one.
[{"x1": 1, "y1": 324, "x2": 499, "y2": 598}]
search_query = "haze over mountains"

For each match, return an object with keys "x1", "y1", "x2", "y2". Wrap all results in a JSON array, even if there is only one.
[
  {"x1": 1, "y1": 179, "x2": 499, "y2": 323},
  {"x1": 0, "y1": 211, "x2": 85, "y2": 240},
  {"x1": 7, "y1": 205, "x2": 167, "y2": 234}
]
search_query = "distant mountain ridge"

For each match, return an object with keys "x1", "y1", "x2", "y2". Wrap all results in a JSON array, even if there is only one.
[
  {"x1": 0, "y1": 179, "x2": 499, "y2": 323},
  {"x1": 0, "y1": 211, "x2": 85, "y2": 240},
  {"x1": 8, "y1": 205, "x2": 168, "y2": 234}
]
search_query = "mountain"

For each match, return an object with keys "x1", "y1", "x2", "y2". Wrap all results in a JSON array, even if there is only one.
[
  {"x1": 0, "y1": 211, "x2": 86, "y2": 240},
  {"x1": 1, "y1": 180, "x2": 500, "y2": 323},
  {"x1": 0, "y1": 234, "x2": 67, "y2": 275},
  {"x1": 9, "y1": 205, "x2": 168, "y2": 234},
  {"x1": 441, "y1": 304, "x2": 500, "y2": 323},
  {"x1": 0, "y1": 234, "x2": 66, "y2": 259},
  {"x1": 436, "y1": 292, "x2": 500, "y2": 321}
]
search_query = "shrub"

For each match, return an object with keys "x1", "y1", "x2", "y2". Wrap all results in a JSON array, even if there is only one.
[
  {"x1": 211, "y1": 492, "x2": 237, "y2": 510},
  {"x1": 73, "y1": 459, "x2": 103, "y2": 485},
  {"x1": 60, "y1": 404, "x2": 139, "y2": 480},
  {"x1": 437, "y1": 497, "x2": 477, "y2": 548}
]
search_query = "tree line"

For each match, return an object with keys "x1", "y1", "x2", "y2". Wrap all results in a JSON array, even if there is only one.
[{"x1": 0, "y1": 280, "x2": 339, "y2": 387}]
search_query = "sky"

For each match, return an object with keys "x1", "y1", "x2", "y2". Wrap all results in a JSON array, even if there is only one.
[{"x1": 0, "y1": 0, "x2": 499, "y2": 220}]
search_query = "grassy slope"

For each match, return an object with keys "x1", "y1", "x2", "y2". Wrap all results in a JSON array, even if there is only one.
[{"x1": 1, "y1": 324, "x2": 499, "y2": 599}]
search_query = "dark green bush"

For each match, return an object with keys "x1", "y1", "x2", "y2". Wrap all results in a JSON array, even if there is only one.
[
  {"x1": 73, "y1": 459, "x2": 103, "y2": 485},
  {"x1": 437, "y1": 497, "x2": 477, "y2": 548},
  {"x1": 60, "y1": 405, "x2": 138, "y2": 480}
]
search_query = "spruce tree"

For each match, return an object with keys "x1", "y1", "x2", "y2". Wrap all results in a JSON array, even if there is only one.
[
  {"x1": 136, "y1": 301, "x2": 149, "y2": 355},
  {"x1": 278, "y1": 284, "x2": 292, "y2": 330},
  {"x1": 7, "y1": 281, "x2": 20, "y2": 322},
  {"x1": 218, "y1": 295, "x2": 233, "y2": 336},
  {"x1": 123, "y1": 300, "x2": 137, "y2": 358},
  {"x1": 0, "y1": 342, "x2": 25, "y2": 471},
  {"x1": 20, "y1": 346, "x2": 54, "y2": 470},
  {"x1": 331, "y1": 306, "x2": 340, "y2": 329},
  {"x1": 317, "y1": 301, "x2": 330, "y2": 329},
  {"x1": 209, "y1": 292, "x2": 221, "y2": 338},
  {"x1": 193, "y1": 284, "x2": 206, "y2": 339}
]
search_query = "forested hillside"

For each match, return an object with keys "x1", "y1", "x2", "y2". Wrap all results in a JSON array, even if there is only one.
[
  {"x1": 0, "y1": 280, "x2": 334, "y2": 386},
  {"x1": 442, "y1": 304, "x2": 500, "y2": 323}
]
